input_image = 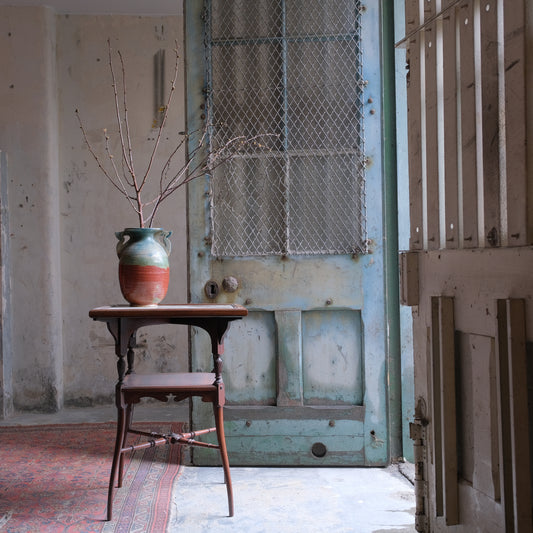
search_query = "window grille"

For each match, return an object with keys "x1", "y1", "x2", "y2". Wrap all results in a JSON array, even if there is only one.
[{"x1": 204, "y1": 0, "x2": 367, "y2": 256}]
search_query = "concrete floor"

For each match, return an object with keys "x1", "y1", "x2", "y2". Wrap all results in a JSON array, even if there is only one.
[{"x1": 1, "y1": 405, "x2": 416, "y2": 533}]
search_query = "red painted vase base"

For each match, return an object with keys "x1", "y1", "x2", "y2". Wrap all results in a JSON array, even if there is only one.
[{"x1": 119, "y1": 264, "x2": 170, "y2": 306}]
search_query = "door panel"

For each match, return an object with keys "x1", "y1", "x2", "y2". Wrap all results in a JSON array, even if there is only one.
[
  {"x1": 456, "y1": 333, "x2": 500, "y2": 502},
  {"x1": 185, "y1": 0, "x2": 388, "y2": 466},
  {"x1": 404, "y1": 250, "x2": 533, "y2": 532},
  {"x1": 224, "y1": 311, "x2": 277, "y2": 406},
  {"x1": 302, "y1": 310, "x2": 363, "y2": 406},
  {"x1": 401, "y1": 1, "x2": 532, "y2": 530}
]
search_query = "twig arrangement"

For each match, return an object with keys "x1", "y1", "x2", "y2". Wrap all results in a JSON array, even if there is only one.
[{"x1": 76, "y1": 39, "x2": 273, "y2": 228}]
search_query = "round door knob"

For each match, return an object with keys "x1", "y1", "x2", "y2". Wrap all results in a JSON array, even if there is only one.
[{"x1": 222, "y1": 276, "x2": 239, "y2": 293}]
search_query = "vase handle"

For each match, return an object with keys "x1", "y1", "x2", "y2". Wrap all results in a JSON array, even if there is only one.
[
  {"x1": 156, "y1": 230, "x2": 172, "y2": 255},
  {"x1": 115, "y1": 231, "x2": 128, "y2": 258}
]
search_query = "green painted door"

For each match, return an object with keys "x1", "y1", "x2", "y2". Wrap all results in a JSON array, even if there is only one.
[{"x1": 185, "y1": 0, "x2": 389, "y2": 466}]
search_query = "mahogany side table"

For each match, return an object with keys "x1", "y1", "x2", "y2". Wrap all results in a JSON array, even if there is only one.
[{"x1": 89, "y1": 304, "x2": 247, "y2": 521}]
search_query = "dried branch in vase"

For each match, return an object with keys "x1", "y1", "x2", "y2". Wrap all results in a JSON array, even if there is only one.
[{"x1": 76, "y1": 39, "x2": 275, "y2": 228}]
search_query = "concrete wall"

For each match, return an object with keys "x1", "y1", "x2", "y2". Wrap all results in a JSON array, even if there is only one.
[{"x1": 0, "y1": 6, "x2": 189, "y2": 414}]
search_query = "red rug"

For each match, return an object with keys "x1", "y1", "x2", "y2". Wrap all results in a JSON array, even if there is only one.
[{"x1": 0, "y1": 422, "x2": 183, "y2": 533}]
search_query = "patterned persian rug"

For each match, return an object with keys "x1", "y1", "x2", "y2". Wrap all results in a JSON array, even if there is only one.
[{"x1": 0, "y1": 422, "x2": 183, "y2": 533}]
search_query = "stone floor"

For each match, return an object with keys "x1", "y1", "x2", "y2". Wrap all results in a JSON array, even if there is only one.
[{"x1": 1, "y1": 405, "x2": 416, "y2": 533}]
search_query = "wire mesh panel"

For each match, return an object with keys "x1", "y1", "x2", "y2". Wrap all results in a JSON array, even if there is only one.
[{"x1": 205, "y1": 0, "x2": 367, "y2": 256}]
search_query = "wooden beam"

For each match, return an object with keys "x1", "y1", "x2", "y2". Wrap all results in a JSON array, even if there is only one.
[
  {"x1": 431, "y1": 295, "x2": 459, "y2": 524},
  {"x1": 431, "y1": 297, "x2": 444, "y2": 517},
  {"x1": 458, "y1": 1, "x2": 479, "y2": 247},
  {"x1": 406, "y1": 0, "x2": 424, "y2": 250},
  {"x1": 442, "y1": 6, "x2": 459, "y2": 248},
  {"x1": 503, "y1": 0, "x2": 527, "y2": 245},
  {"x1": 479, "y1": 0, "x2": 501, "y2": 247},
  {"x1": 425, "y1": 20, "x2": 440, "y2": 249},
  {"x1": 496, "y1": 299, "x2": 532, "y2": 533}
]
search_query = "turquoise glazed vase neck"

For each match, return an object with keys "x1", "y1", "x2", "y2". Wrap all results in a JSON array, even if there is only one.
[{"x1": 116, "y1": 228, "x2": 172, "y2": 306}]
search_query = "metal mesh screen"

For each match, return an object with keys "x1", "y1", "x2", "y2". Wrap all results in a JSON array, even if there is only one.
[{"x1": 205, "y1": 0, "x2": 367, "y2": 256}]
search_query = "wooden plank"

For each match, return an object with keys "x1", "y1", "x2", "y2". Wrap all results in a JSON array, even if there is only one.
[
  {"x1": 457, "y1": 332, "x2": 500, "y2": 501},
  {"x1": 457, "y1": 332, "x2": 475, "y2": 485},
  {"x1": 405, "y1": 0, "x2": 419, "y2": 34},
  {"x1": 471, "y1": 335, "x2": 499, "y2": 501},
  {"x1": 443, "y1": 0, "x2": 458, "y2": 8},
  {"x1": 496, "y1": 299, "x2": 532, "y2": 533},
  {"x1": 225, "y1": 405, "x2": 365, "y2": 421},
  {"x1": 424, "y1": 0, "x2": 436, "y2": 19},
  {"x1": 489, "y1": 334, "x2": 501, "y2": 502},
  {"x1": 505, "y1": 300, "x2": 532, "y2": 532},
  {"x1": 479, "y1": 0, "x2": 500, "y2": 247},
  {"x1": 503, "y1": 0, "x2": 527, "y2": 246},
  {"x1": 496, "y1": 299, "x2": 514, "y2": 532},
  {"x1": 424, "y1": 21, "x2": 440, "y2": 249},
  {"x1": 438, "y1": 296, "x2": 459, "y2": 525},
  {"x1": 528, "y1": 0, "x2": 533, "y2": 244},
  {"x1": 442, "y1": 6, "x2": 459, "y2": 248},
  {"x1": 406, "y1": 1, "x2": 424, "y2": 250},
  {"x1": 431, "y1": 296, "x2": 444, "y2": 517},
  {"x1": 457, "y1": 1, "x2": 478, "y2": 247},
  {"x1": 225, "y1": 406, "x2": 366, "y2": 465},
  {"x1": 275, "y1": 310, "x2": 303, "y2": 406}
]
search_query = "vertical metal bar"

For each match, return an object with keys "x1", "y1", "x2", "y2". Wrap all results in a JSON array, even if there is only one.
[
  {"x1": 395, "y1": 0, "x2": 415, "y2": 463},
  {"x1": 204, "y1": 0, "x2": 213, "y2": 132},
  {"x1": 382, "y1": 0, "x2": 403, "y2": 461},
  {"x1": 203, "y1": 0, "x2": 215, "y2": 245},
  {"x1": 281, "y1": 0, "x2": 290, "y2": 254}
]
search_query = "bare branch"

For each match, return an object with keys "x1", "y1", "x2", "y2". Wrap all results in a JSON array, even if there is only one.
[
  {"x1": 116, "y1": 48, "x2": 136, "y2": 179},
  {"x1": 146, "y1": 132, "x2": 277, "y2": 227},
  {"x1": 108, "y1": 40, "x2": 137, "y2": 185},
  {"x1": 75, "y1": 109, "x2": 136, "y2": 211},
  {"x1": 77, "y1": 39, "x2": 277, "y2": 229}
]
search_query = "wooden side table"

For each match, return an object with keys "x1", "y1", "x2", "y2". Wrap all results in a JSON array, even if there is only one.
[{"x1": 89, "y1": 304, "x2": 247, "y2": 521}]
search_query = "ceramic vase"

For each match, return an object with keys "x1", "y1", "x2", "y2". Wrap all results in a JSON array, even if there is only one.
[{"x1": 116, "y1": 228, "x2": 172, "y2": 306}]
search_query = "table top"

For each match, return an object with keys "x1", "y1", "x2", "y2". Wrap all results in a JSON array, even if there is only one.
[{"x1": 89, "y1": 303, "x2": 248, "y2": 320}]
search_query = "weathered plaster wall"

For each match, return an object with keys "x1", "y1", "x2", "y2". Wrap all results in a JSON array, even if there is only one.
[
  {"x1": 0, "y1": 7, "x2": 64, "y2": 412},
  {"x1": 0, "y1": 7, "x2": 189, "y2": 414}
]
